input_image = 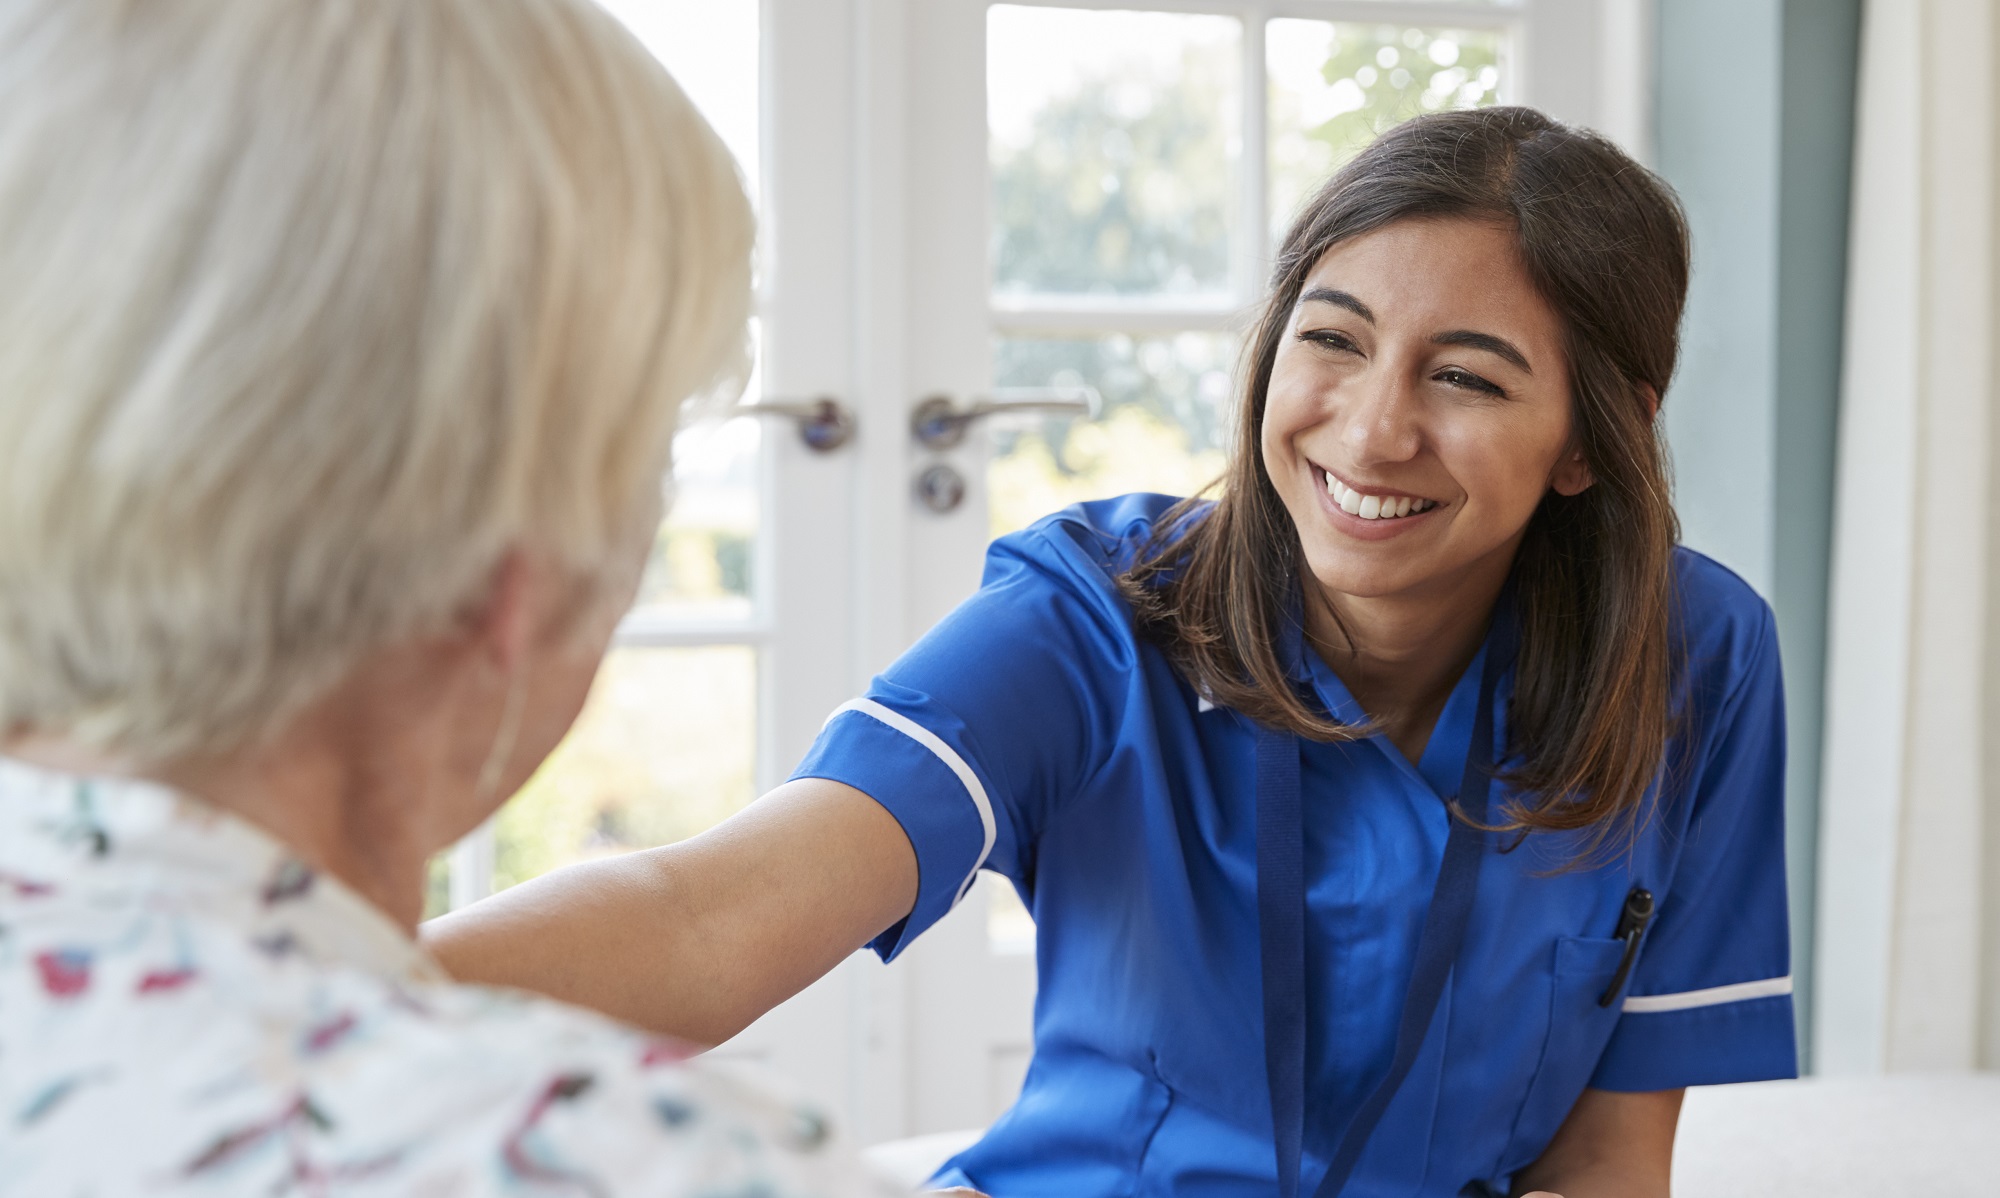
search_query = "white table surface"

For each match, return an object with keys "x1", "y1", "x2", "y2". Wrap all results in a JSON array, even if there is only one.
[
  {"x1": 1675, "y1": 1073, "x2": 1999, "y2": 1196},
  {"x1": 865, "y1": 1073, "x2": 2000, "y2": 1194}
]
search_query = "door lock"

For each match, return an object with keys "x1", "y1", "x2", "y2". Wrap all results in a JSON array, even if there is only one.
[{"x1": 914, "y1": 464, "x2": 967, "y2": 513}]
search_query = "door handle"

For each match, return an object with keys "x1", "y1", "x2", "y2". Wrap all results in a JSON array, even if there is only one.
[
  {"x1": 733, "y1": 396, "x2": 854, "y2": 452},
  {"x1": 910, "y1": 386, "x2": 1100, "y2": 450}
]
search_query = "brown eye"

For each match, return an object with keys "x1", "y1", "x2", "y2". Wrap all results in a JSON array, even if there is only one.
[
  {"x1": 1437, "y1": 367, "x2": 1504, "y2": 396},
  {"x1": 1300, "y1": 329, "x2": 1360, "y2": 354}
]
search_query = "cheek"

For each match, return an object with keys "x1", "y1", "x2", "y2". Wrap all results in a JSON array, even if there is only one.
[
  {"x1": 1258, "y1": 353, "x2": 1319, "y2": 468},
  {"x1": 1436, "y1": 406, "x2": 1572, "y2": 516}
]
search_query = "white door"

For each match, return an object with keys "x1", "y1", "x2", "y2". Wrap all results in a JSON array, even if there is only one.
[{"x1": 888, "y1": 0, "x2": 1654, "y2": 1140}]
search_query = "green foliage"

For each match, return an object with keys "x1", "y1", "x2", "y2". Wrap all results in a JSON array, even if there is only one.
[
  {"x1": 991, "y1": 39, "x2": 1235, "y2": 296},
  {"x1": 639, "y1": 527, "x2": 752, "y2": 608},
  {"x1": 423, "y1": 853, "x2": 451, "y2": 921},
  {"x1": 1304, "y1": 26, "x2": 1502, "y2": 163}
]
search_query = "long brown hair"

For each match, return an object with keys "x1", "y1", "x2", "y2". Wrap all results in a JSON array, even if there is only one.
[{"x1": 1119, "y1": 107, "x2": 1688, "y2": 840}]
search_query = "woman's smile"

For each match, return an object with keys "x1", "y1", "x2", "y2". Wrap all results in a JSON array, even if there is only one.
[{"x1": 1310, "y1": 463, "x2": 1446, "y2": 540}]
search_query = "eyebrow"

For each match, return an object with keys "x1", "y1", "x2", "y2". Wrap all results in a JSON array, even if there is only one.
[
  {"x1": 1299, "y1": 286, "x2": 1534, "y2": 374},
  {"x1": 1432, "y1": 329, "x2": 1533, "y2": 374},
  {"x1": 1298, "y1": 287, "x2": 1374, "y2": 323}
]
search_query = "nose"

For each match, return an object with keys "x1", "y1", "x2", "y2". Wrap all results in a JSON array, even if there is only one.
[{"x1": 1338, "y1": 367, "x2": 1423, "y2": 467}]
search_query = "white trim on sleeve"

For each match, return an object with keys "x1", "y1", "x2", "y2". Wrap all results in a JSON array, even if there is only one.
[
  {"x1": 826, "y1": 699, "x2": 997, "y2": 905},
  {"x1": 1620, "y1": 974, "x2": 1793, "y2": 1014}
]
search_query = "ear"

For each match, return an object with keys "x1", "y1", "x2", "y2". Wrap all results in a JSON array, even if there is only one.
[
  {"x1": 1638, "y1": 381, "x2": 1661, "y2": 420},
  {"x1": 1550, "y1": 445, "x2": 1596, "y2": 497},
  {"x1": 467, "y1": 549, "x2": 538, "y2": 675}
]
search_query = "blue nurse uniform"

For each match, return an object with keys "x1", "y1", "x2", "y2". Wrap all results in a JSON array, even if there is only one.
[{"x1": 792, "y1": 494, "x2": 1796, "y2": 1197}]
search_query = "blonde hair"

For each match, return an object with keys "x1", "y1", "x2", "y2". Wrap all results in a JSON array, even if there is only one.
[{"x1": 0, "y1": 0, "x2": 754, "y2": 759}]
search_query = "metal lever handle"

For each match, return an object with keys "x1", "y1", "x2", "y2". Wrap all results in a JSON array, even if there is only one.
[
  {"x1": 911, "y1": 386, "x2": 1100, "y2": 450},
  {"x1": 733, "y1": 396, "x2": 854, "y2": 452}
]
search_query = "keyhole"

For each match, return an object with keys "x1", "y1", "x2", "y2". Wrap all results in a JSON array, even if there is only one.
[{"x1": 914, "y1": 463, "x2": 966, "y2": 513}]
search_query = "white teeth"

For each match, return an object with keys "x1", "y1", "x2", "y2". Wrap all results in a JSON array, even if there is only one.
[{"x1": 1323, "y1": 472, "x2": 1433, "y2": 520}]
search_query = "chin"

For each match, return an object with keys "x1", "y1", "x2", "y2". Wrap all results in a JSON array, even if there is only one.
[{"x1": 1299, "y1": 547, "x2": 1431, "y2": 602}]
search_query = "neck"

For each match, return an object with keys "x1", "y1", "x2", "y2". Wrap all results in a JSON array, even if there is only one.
[
  {"x1": 158, "y1": 731, "x2": 437, "y2": 932},
  {"x1": 1306, "y1": 546, "x2": 1516, "y2": 762}
]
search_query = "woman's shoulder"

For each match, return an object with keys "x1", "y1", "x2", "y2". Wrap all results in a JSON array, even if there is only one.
[
  {"x1": 978, "y1": 492, "x2": 1206, "y2": 628},
  {"x1": 1670, "y1": 545, "x2": 1779, "y2": 699},
  {"x1": 995, "y1": 492, "x2": 1205, "y2": 585}
]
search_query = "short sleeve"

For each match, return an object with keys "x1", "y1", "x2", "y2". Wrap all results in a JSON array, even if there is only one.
[
  {"x1": 1591, "y1": 602, "x2": 1799, "y2": 1090},
  {"x1": 790, "y1": 518, "x2": 1139, "y2": 960}
]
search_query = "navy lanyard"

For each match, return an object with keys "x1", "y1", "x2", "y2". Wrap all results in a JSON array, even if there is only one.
[{"x1": 1255, "y1": 602, "x2": 1518, "y2": 1198}]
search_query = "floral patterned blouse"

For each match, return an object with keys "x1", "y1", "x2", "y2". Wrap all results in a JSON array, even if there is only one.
[{"x1": 0, "y1": 758, "x2": 905, "y2": 1196}]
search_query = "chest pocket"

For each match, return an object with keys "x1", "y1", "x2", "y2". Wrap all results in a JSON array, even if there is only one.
[{"x1": 1495, "y1": 935, "x2": 1633, "y2": 1176}]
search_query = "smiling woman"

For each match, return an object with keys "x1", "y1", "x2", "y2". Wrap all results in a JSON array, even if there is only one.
[
  {"x1": 1123, "y1": 110, "x2": 1686, "y2": 845},
  {"x1": 427, "y1": 106, "x2": 1794, "y2": 1198}
]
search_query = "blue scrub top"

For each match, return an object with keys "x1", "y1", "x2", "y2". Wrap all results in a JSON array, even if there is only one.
[{"x1": 793, "y1": 494, "x2": 1796, "y2": 1197}]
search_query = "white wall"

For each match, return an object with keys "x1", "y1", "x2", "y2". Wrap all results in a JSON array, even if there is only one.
[{"x1": 1816, "y1": 0, "x2": 2000, "y2": 1073}]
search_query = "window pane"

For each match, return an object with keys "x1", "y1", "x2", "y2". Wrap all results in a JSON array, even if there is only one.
[
  {"x1": 989, "y1": 6, "x2": 1241, "y2": 299},
  {"x1": 990, "y1": 333, "x2": 1236, "y2": 536},
  {"x1": 492, "y1": 646, "x2": 757, "y2": 890},
  {"x1": 1268, "y1": 20, "x2": 1508, "y2": 238},
  {"x1": 424, "y1": 854, "x2": 452, "y2": 920},
  {"x1": 637, "y1": 415, "x2": 758, "y2": 620}
]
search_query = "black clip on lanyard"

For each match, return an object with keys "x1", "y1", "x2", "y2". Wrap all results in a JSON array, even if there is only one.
[{"x1": 1255, "y1": 600, "x2": 1519, "y2": 1198}]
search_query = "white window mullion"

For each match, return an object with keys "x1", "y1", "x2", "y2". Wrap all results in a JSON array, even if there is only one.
[{"x1": 1236, "y1": 4, "x2": 1272, "y2": 303}]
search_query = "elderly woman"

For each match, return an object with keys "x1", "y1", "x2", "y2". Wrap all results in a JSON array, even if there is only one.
[{"x1": 0, "y1": 0, "x2": 900, "y2": 1192}]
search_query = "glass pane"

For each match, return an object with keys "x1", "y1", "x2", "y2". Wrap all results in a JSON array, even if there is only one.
[
  {"x1": 492, "y1": 646, "x2": 757, "y2": 890},
  {"x1": 423, "y1": 855, "x2": 452, "y2": 921},
  {"x1": 990, "y1": 333, "x2": 1236, "y2": 537},
  {"x1": 637, "y1": 414, "x2": 758, "y2": 620},
  {"x1": 988, "y1": 6, "x2": 1241, "y2": 299},
  {"x1": 1268, "y1": 20, "x2": 1507, "y2": 238}
]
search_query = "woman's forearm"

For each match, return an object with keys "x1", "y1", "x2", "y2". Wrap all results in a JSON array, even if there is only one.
[
  {"x1": 421, "y1": 778, "x2": 918, "y2": 1043},
  {"x1": 1511, "y1": 1087, "x2": 1682, "y2": 1198}
]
